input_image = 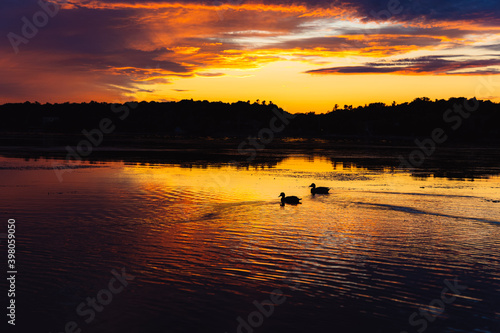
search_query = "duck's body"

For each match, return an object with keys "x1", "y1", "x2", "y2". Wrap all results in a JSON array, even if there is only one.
[
  {"x1": 309, "y1": 183, "x2": 330, "y2": 194},
  {"x1": 279, "y1": 192, "x2": 301, "y2": 205}
]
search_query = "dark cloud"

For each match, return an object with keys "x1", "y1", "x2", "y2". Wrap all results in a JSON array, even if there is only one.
[
  {"x1": 306, "y1": 55, "x2": 500, "y2": 75},
  {"x1": 264, "y1": 0, "x2": 500, "y2": 24},
  {"x1": 1, "y1": 0, "x2": 499, "y2": 102},
  {"x1": 5, "y1": 0, "x2": 499, "y2": 25},
  {"x1": 1, "y1": 2, "x2": 188, "y2": 73},
  {"x1": 476, "y1": 44, "x2": 500, "y2": 52},
  {"x1": 339, "y1": 25, "x2": 477, "y2": 40}
]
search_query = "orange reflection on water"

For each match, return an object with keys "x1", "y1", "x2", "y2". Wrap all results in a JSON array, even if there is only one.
[{"x1": 2, "y1": 154, "x2": 500, "y2": 328}]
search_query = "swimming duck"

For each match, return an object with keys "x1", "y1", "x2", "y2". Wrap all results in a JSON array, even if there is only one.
[
  {"x1": 309, "y1": 183, "x2": 330, "y2": 194},
  {"x1": 279, "y1": 192, "x2": 302, "y2": 205}
]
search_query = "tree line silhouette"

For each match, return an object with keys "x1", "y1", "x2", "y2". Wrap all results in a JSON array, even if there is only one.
[{"x1": 0, "y1": 98, "x2": 499, "y2": 144}]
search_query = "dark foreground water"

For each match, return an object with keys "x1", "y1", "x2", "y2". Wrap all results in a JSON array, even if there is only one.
[{"x1": 1, "y1": 148, "x2": 499, "y2": 333}]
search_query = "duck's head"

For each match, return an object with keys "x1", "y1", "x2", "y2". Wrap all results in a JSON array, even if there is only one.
[
  {"x1": 309, "y1": 183, "x2": 316, "y2": 188},
  {"x1": 279, "y1": 192, "x2": 285, "y2": 197}
]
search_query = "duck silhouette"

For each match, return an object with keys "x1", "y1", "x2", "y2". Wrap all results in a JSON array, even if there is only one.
[
  {"x1": 309, "y1": 183, "x2": 330, "y2": 195},
  {"x1": 279, "y1": 192, "x2": 302, "y2": 205}
]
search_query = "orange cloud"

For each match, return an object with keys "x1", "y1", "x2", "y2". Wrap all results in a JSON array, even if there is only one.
[{"x1": 2, "y1": 0, "x2": 500, "y2": 106}]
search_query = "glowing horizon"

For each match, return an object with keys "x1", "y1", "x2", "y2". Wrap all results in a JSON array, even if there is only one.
[{"x1": 2, "y1": 0, "x2": 500, "y2": 113}]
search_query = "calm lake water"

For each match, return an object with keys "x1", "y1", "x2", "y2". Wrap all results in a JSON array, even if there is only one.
[{"x1": 1, "y1": 149, "x2": 499, "y2": 333}]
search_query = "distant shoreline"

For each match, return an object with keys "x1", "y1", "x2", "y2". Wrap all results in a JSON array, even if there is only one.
[
  {"x1": 1, "y1": 97, "x2": 499, "y2": 180},
  {"x1": 0, "y1": 98, "x2": 499, "y2": 144},
  {"x1": 1, "y1": 138, "x2": 499, "y2": 180}
]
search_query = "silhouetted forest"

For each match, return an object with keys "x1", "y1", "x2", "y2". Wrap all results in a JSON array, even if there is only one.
[{"x1": 0, "y1": 97, "x2": 499, "y2": 144}]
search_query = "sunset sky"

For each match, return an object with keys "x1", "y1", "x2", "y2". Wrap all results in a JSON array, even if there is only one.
[{"x1": 2, "y1": 0, "x2": 500, "y2": 113}]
